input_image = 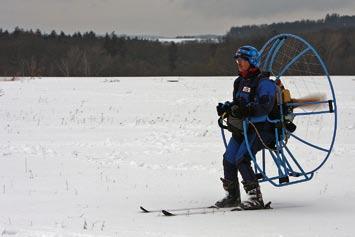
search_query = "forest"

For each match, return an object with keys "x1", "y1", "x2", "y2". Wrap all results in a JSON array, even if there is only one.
[{"x1": 0, "y1": 13, "x2": 354, "y2": 77}]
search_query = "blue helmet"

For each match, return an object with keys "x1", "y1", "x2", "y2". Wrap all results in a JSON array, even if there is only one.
[{"x1": 234, "y1": 45, "x2": 260, "y2": 67}]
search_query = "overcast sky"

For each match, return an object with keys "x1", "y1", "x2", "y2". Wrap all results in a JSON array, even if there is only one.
[{"x1": 1, "y1": 0, "x2": 355, "y2": 37}]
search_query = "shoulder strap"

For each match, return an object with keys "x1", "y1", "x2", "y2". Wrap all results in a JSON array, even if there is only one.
[
  {"x1": 258, "y1": 71, "x2": 271, "y2": 79},
  {"x1": 250, "y1": 71, "x2": 274, "y2": 102},
  {"x1": 249, "y1": 72, "x2": 265, "y2": 100}
]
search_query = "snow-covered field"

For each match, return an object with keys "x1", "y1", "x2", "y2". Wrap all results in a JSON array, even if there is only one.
[{"x1": 0, "y1": 76, "x2": 354, "y2": 237}]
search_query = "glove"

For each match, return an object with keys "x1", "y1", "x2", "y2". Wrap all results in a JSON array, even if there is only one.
[
  {"x1": 230, "y1": 103, "x2": 251, "y2": 119},
  {"x1": 216, "y1": 102, "x2": 226, "y2": 116},
  {"x1": 216, "y1": 101, "x2": 232, "y2": 116},
  {"x1": 230, "y1": 104, "x2": 242, "y2": 118}
]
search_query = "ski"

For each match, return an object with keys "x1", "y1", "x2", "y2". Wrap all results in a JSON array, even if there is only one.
[
  {"x1": 230, "y1": 201, "x2": 272, "y2": 211},
  {"x1": 161, "y1": 206, "x2": 235, "y2": 216},
  {"x1": 140, "y1": 206, "x2": 153, "y2": 213},
  {"x1": 161, "y1": 202, "x2": 272, "y2": 216},
  {"x1": 140, "y1": 205, "x2": 216, "y2": 213}
]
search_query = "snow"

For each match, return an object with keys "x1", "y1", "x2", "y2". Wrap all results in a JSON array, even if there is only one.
[
  {"x1": 157, "y1": 37, "x2": 219, "y2": 43},
  {"x1": 158, "y1": 38, "x2": 199, "y2": 43},
  {"x1": 0, "y1": 76, "x2": 354, "y2": 237}
]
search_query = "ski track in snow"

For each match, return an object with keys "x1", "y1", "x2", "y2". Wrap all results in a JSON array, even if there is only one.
[{"x1": 0, "y1": 76, "x2": 354, "y2": 237}]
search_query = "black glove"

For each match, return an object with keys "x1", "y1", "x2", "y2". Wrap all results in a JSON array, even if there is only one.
[
  {"x1": 230, "y1": 103, "x2": 251, "y2": 119},
  {"x1": 216, "y1": 101, "x2": 232, "y2": 116},
  {"x1": 216, "y1": 103, "x2": 224, "y2": 116},
  {"x1": 230, "y1": 104, "x2": 242, "y2": 118}
]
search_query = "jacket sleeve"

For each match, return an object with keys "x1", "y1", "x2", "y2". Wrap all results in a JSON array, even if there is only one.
[
  {"x1": 233, "y1": 77, "x2": 241, "y2": 101},
  {"x1": 247, "y1": 79, "x2": 276, "y2": 117}
]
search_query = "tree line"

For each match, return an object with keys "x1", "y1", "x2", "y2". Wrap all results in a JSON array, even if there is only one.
[
  {"x1": 226, "y1": 13, "x2": 355, "y2": 39},
  {"x1": 0, "y1": 13, "x2": 355, "y2": 77}
]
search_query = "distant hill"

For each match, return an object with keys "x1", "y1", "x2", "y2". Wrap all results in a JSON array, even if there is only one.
[
  {"x1": 1, "y1": 13, "x2": 355, "y2": 76},
  {"x1": 226, "y1": 13, "x2": 355, "y2": 39}
]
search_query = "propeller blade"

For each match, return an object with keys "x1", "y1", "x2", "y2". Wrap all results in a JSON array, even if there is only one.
[{"x1": 292, "y1": 93, "x2": 326, "y2": 109}]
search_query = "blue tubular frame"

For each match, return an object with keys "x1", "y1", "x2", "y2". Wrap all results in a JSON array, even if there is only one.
[
  {"x1": 276, "y1": 47, "x2": 311, "y2": 79},
  {"x1": 220, "y1": 33, "x2": 337, "y2": 187},
  {"x1": 289, "y1": 133, "x2": 329, "y2": 153},
  {"x1": 260, "y1": 37, "x2": 286, "y2": 72},
  {"x1": 268, "y1": 38, "x2": 286, "y2": 72}
]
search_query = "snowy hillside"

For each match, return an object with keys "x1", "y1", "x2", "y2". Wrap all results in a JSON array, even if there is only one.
[{"x1": 0, "y1": 76, "x2": 354, "y2": 237}]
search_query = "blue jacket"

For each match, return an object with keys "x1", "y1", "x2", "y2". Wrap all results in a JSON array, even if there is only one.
[{"x1": 233, "y1": 72, "x2": 276, "y2": 121}]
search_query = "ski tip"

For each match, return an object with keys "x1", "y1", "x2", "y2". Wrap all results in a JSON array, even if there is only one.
[
  {"x1": 264, "y1": 201, "x2": 272, "y2": 209},
  {"x1": 140, "y1": 206, "x2": 149, "y2": 213},
  {"x1": 162, "y1": 210, "x2": 175, "y2": 216}
]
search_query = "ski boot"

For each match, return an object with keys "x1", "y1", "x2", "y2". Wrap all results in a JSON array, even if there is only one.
[
  {"x1": 238, "y1": 181, "x2": 265, "y2": 210},
  {"x1": 215, "y1": 178, "x2": 241, "y2": 208}
]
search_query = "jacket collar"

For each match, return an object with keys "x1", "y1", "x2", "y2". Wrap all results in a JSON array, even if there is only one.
[{"x1": 238, "y1": 67, "x2": 260, "y2": 79}]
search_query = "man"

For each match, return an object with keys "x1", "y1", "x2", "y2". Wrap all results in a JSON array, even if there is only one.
[{"x1": 215, "y1": 45, "x2": 276, "y2": 210}]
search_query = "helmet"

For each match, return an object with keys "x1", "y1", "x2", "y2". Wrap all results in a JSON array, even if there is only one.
[{"x1": 234, "y1": 45, "x2": 260, "y2": 67}]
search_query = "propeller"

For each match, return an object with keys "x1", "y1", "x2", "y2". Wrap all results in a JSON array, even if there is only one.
[{"x1": 291, "y1": 93, "x2": 326, "y2": 110}]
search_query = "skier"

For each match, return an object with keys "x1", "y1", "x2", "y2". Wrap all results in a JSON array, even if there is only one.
[{"x1": 215, "y1": 45, "x2": 276, "y2": 210}]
